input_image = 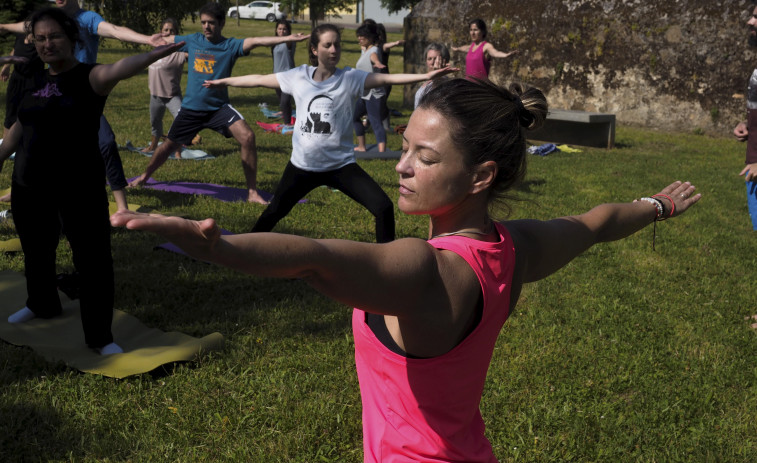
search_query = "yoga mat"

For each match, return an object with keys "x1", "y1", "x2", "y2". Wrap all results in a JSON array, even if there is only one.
[
  {"x1": 155, "y1": 228, "x2": 235, "y2": 261},
  {"x1": 260, "y1": 106, "x2": 282, "y2": 119},
  {"x1": 354, "y1": 143, "x2": 402, "y2": 160},
  {"x1": 0, "y1": 270, "x2": 224, "y2": 378},
  {"x1": 256, "y1": 121, "x2": 293, "y2": 135},
  {"x1": 108, "y1": 202, "x2": 154, "y2": 215},
  {"x1": 128, "y1": 177, "x2": 306, "y2": 204},
  {"x1": 0, "y1": 238, "x2": 21, "y2": 252},
  {"x1": 124, "y1": 141, "x2": 215, "y2": 160}
]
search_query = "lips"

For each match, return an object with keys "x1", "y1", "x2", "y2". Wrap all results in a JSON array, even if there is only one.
[{"x1": 398, "y1": 184, "x2": 414, "y2": 195}]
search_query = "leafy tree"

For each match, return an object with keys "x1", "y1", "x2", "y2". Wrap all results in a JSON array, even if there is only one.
[
  {"x1": 94, "y1": 0, "x2": 210, "y2": 36},
  {"x1": 379, "y1": 0, "x2": 420, "y2": 15},
  {"x1": 287, "y1": 0, "x2": 356, "y2": 28},
  {"x1": 0, "y1": 0, "x2": 47, "y2": 53}
]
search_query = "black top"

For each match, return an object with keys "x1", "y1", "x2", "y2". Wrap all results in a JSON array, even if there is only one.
[{"x1": 14, "y1": 63, "x2": 107, "y2": 189}]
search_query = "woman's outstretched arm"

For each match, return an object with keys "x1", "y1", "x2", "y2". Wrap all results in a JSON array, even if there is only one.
[
  {"x1": 364, "y1": 66, "x2": 458, "y2": 89},
  {"x1": 203, "y1": 74, "x2": 281, "y2": 90},
  {"x1": 89, "y1": 42, "x2": 186, "y2": 95},
  {"x1": 506, "y1": 181, "x2": 701, "y2": 283},
  {"x1": 110, "y1": 212, "x2": 444, "y2": 318}
]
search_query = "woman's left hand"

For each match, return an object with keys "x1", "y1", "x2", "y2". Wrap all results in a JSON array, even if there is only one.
[
  {"x1": 428, "y1": 66, "x2": 460, "y2": 80},
  {"x1": 290, "y1": 33, "x2": 311, "y2": 42},
  {"x1": 654, "y1": 181, "x2": 701, "y2": 218}
]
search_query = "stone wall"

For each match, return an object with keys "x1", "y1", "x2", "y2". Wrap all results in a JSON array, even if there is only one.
[{"x1": 403, "y1": 0, "x2": 757, "y2": 134}]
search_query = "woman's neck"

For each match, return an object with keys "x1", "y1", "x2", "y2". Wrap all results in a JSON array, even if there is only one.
[
  {"x1": 428, "y1": 201, "x2": 495, "y2": 241},
  {"x1": 312, "y1": 63, "x2": 337, "y2": 82},
  {"x1": 48, "y1": 57, "x2": 78, "y2": 75}
]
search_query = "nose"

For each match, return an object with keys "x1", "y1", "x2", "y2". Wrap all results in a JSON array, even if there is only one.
[{"x1": 395, "y1": 150, "x2": 413, "y2": 176}]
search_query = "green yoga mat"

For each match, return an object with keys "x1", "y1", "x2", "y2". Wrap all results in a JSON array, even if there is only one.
[{"x1": 0, "y1": 271, "x2": 224, "y2": 378}]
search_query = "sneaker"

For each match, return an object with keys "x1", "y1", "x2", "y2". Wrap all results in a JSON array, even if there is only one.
[{"x1": 0, "y1": 210, "x2": 11, "y2": 222}]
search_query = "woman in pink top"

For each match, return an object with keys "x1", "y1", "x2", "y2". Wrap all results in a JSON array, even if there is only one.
[
  {"x1": 110, "y1": 78, "x2": 700, "y2": 461},
  {"x1": 453, "y1": 19, "x2": 518, "y2": 80}
]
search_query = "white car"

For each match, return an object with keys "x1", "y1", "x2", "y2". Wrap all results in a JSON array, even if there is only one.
[{"x1": 227, "y1": 1, "x2": 287, "y2": 22}]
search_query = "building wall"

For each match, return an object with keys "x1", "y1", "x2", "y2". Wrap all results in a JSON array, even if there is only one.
[{"x1": 403, "y1": 0, "x2": 757, "y2": 133}]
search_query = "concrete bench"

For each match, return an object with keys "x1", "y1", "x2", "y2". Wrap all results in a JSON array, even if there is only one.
[{"x1": 528, "y1": 109, "x2": 616, "y2": 149}]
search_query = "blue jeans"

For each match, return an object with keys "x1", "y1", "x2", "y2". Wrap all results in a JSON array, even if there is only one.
[{"x1": 747, "y1": 180, "x2": 757, "y2": 230}]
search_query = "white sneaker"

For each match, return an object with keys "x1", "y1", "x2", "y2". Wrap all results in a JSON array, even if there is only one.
[{"x1": 0, "y1": 210, "x2": 11, "y2": 222}]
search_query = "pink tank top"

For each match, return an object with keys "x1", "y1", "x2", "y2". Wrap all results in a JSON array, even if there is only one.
[
  {"x1": 466, "y1": 41, "x2": 490, "y2": 80},
  {"x1": 353, "y1": 222, "x2": 515, "y2": 462}
]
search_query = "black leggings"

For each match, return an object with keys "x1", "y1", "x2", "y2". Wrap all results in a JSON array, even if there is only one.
[
  {"x1": 11, "y1": 182, "x2": 114, "y2": 348},
  {"x1": 251, "y1": 161, "x2": 395, "y2": 243}
]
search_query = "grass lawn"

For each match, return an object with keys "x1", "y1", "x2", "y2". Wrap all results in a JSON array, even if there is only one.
[{"x1": 1, "y1": 19, "x2": 756, "y2": 462}]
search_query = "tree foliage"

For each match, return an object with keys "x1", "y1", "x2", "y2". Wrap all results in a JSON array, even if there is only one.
[
  {"x1": 94, "y1": 0, "x2": 210, "y2": 36},
  {"x1": 286, "y1": 0, "x2": 355, "y2": 28},
  {"x1": 0, "y1": 0, "x2": 47, "y2": 53},
  {"x1": 379, "y1": 0, "x2": 419, "y2": 15}
]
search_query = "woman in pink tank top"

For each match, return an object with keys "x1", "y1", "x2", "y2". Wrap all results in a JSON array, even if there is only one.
[
  {"x1": 111, "y1": 77, "x2": 700, "y2": 461},
  {"x1": 452, "y1": 19, "x2": 519, "y2": 80}
]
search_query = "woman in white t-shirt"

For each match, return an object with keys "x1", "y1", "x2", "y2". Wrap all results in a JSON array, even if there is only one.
[
  {"x1": 141, "y1": 18, "x2": 187, "y2": 154},
  {"x1": 203, "y1": 24, "x2": 454, "y2": 243}
]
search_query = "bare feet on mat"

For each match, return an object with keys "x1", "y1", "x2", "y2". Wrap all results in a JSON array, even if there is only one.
[{"x1": 248, "y1": 189, "x2": 269, "y2": 205}]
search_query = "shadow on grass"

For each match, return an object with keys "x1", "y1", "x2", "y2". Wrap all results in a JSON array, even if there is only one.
[
  {"x1": 111, "y1": 228, "x2": 348, "y2": 341},
  {"x1": 0, "y1": 403, "x2": 80, "y2": 461},
  {"x1": 0, "y1": 344, "x2": 69, "y2": 387}
]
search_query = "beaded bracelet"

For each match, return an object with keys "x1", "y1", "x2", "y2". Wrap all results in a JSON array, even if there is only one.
[
  {"x1": 651, "y1": 193, "x2": 675, "y2": 220},
  {"x1": 634, "y1": 196, "x2": 669, "y2": 251},
  {"x1": 637, "y1": 197, "x2": 663, "y2": 220}
]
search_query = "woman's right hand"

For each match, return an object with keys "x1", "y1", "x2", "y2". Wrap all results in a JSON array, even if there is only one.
[
  {"x1": 110, "y1": 211, "x2": 222, "y2": 256},
  {"x1": 203, "y1": 79, "x2": 227, "y2": 88}
]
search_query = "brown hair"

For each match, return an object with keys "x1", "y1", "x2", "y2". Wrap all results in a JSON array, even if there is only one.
[
  {"x1": 308, "y1": 23, "x2": 341, "y2": 66},
  {"x1": 417, "y1": 78, "x2": 548, "y2": 213}
]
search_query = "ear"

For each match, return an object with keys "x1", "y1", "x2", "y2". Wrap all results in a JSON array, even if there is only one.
[{"x1": 469, "y1": 161, "x2": 497, "y2": 195}]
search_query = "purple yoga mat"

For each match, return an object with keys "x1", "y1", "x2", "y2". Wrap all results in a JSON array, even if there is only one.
[
  {"x1": 155, "y1": 229, "x2": 235, "y2": 261},
  {"x1": 129, "y1": 177, "x2": 305, "y2": 204}
]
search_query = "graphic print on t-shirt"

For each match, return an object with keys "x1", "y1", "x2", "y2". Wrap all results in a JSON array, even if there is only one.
[
  {"x1": 193, "y1": 53, "x2": 216, "y2": 74},
  {"x1": 32, "y1": 82, "x2": 62, "y2": 98},
  {"x1": 302, "y1": 94, "x2": 333, "y2": 135}
]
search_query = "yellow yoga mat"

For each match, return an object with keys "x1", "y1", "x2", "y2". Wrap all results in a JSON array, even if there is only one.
[
  {"x1": 0, "y1": 270, "x2": 224, "y2": 378},
  {"x1": 0, "y1": 238, "x2": 21, "y2": 252}
]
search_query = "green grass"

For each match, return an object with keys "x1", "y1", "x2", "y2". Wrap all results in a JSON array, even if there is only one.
[{"x1": 1, "y1": 20, "x2": 757, "y2": 462}]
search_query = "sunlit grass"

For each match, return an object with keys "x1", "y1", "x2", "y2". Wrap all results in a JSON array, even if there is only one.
[{"x1": 1, "y1": 19, "x2": 756, "y2": 462}]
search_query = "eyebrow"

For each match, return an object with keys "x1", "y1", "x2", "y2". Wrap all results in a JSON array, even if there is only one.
[{"x1": 401, "y1": 134, "x2": 440, "y2": 155}]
